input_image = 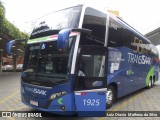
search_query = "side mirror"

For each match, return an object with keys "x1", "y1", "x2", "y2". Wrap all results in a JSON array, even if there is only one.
[
  {"x1": 57, "y1": 28, "x2": 92, "y2": 50},
  {"x1": 57, "y1": 29, "x2": 71, "y2": 50},
  {"x1": 7, "y1": 40, "x2": 15, "y2": 55},
  {"x1": 7, "y1": 39, "x2": 28, "y2": 56}
]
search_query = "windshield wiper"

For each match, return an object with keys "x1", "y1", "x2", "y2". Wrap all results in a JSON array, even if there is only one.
[{"x1": 37, "y1": 76, "x2": 58, "y2": 85}]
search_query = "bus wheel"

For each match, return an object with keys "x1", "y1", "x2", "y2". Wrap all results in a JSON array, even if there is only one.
[
  {"x1": 147, "y1": 80, "x2": 152, "y2": 89},
  {"x1": 106, "y1": 85, "x2": 115, "y2": 109}
]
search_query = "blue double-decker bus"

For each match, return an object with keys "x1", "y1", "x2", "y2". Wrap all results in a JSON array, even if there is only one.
[{"x1": 7, "y1": 4, "x2": 159, "y2": 116}]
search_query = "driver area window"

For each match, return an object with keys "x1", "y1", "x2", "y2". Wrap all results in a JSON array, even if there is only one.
[
  {"x1": 75, "y1": 46, "x2": 107, "y2": 90},
  {"x1": 80, "y1": 55, "x2": 105, "y2": 78}
]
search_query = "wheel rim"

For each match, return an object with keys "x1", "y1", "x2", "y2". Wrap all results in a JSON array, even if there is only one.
[{"x1": 106, "y1": 89, "x2": 113, "y2": 105}]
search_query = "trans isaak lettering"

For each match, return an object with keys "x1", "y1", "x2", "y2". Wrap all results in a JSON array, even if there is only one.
[{"x1": 128, "y1": 53, "x2": 151, "y2": 65}]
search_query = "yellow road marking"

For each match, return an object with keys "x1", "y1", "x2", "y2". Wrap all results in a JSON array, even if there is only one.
[
  {"x1": 111, "y1": 93, "x2": 140, "y2": 111},
  {"x1": 9, "y1": 106, "x2": 29, "y2": 111},
  {"x1": 0, "y1": 90, "x2": 19, "y2": 104},
  {"x1": 14, "y1": 99, "x2": 20, "y2": 103},
  {"x1": 0, "y1": 89, "x2": 29, "y2": 120},
  {"x1": 98, "y1": 92, "x2": 141, "y2": 120},
  {"x1": 8, "y1": 117, "x2": 15, "y2": 120},
  {"x1": 98, "y1": 118, "x2": 105, "y2": 120}
]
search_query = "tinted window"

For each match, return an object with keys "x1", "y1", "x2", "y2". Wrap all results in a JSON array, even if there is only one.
[
  {"x1": 108, "y1": 18, "x2": 124, "y2": 47},
  {"x1": 80, "y1": 7, "x2": 106, "y2": 46}
]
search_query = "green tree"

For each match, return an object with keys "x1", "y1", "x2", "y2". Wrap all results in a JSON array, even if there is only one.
[
  {"x1": 0, "y1": 0, "x2": 29, "y2": 39},
  {"x1": 0, "y1": 0, "x2": 5, "y2": 16}
]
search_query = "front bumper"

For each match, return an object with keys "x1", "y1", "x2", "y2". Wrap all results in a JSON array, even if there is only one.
[{"x1": 21, "y1": 92, "x2": 76, "y2": 115}]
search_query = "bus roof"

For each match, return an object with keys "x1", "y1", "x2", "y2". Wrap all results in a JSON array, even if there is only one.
[
  {"x1": 108, "y1": 13, "x2": 152, "y2": 44},
  {"x1": 28, "y1": 4, "x2": 155, "y2": 47}
]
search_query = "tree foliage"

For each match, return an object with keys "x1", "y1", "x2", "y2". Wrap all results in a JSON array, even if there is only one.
[
  {"x1": 0, "y1": 1, "x2": 29, "y2": 39},
  {"x1": 0, "y1": 0, "x2": 5, "y2": 15}
]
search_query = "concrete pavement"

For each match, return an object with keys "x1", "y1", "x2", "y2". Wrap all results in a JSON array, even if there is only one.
[{"x1": 1, "y1": 72, "x2": 160, "y2": 120}]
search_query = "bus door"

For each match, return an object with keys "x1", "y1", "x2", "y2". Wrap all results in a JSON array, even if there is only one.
[{"x1": 74, "y1": 46, "x2": 107, "y2": 116}]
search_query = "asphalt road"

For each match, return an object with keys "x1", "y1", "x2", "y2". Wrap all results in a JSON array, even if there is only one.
[{"x1": 1, "y1": 72, "x2": 160, "y2": 120}]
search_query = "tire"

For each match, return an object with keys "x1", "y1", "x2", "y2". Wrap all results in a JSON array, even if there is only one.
[
  {"x1": 106, "y1": 85, "x2": 116, "y2": 109},
  {"x1": 147, "y1": 80, "x2": 152, "y2": 89}
]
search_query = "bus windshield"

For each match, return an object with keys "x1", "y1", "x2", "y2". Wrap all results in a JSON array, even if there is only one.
[
  {"x1": 22, "y1": 36, "x2": 76, "y2": 86},
  {"x1": 30, "y1": 5, "x2": 82, "y2": 39}
]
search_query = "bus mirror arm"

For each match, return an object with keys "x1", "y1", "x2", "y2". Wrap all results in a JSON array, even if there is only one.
[
  {"x1": 7, "y1": 38, "x2": 28, "y2": 56},
  {"x1": 14, "y1": 38, "x2": 28, "y2": 43},
  {"x1": 71, "y1": 28, "x2": 92, "y2": 34},
  {"x1": 57, "y1": 28, "x2": 92, "y2": 49}
]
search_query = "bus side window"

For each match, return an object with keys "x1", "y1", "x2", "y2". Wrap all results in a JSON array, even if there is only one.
[
  {"x1": 108, "y1": 18, "x2": 133, "y2": 48},
  {"x1": 80, "y1": 7, "x2": 106, "y2": 46},
  {"x1": 108, "y1": 19, "x2": 123, "y2": 47}
]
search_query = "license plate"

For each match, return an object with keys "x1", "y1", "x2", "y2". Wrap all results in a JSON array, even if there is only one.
[{"x1": 30, "y1": 100, "x2": 38, "y2": 106}]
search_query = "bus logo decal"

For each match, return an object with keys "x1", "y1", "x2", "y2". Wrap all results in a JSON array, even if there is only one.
[
  {"x1": 128, "y1": 53, "x2": 151, "y2": 65},
  {"x1": 41, "y1": 44, "x2": 46, "y2": 49},
  {"x1": 25, "y1": 86, "x2": 47, "y2": 96},
  {"x1": 58, "y1": 98, "x2": 63, "y2": 105}
]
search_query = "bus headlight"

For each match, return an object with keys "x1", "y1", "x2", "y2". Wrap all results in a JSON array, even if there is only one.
[{"x1": 49, "y1": 91, "x2": 67, "y2": 100}]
